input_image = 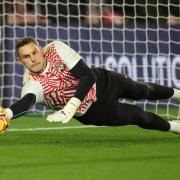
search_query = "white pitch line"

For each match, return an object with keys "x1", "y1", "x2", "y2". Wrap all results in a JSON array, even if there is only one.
[{"x1": 8, "y1": 125, "x2": 104, "y2": 132}]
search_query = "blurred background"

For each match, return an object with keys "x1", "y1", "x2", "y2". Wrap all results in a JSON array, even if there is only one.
[
  {"x1": 0, "y1": 0, "x2": 180, "y2": 118},
  {"x1": 1, "y1": 0, "x2": 180, "y2": 26}
]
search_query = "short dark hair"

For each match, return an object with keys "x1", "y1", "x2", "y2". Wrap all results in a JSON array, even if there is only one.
[{"x1": 15, "y1": 37, "x2": 39, "y2": 55}]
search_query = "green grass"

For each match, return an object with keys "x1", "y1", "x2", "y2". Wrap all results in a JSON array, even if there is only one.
[{"x1": 0, "y1": 116, "x2": 180, "y2": 180}]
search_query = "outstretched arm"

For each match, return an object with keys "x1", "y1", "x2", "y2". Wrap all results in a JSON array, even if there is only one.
[
  {"x1": 0, "y1": 93, "x2": 36, "y2": 134},
  {"x1": 7, "y1": 93, "x2": 36, "y2": 120},
  {"x1": 5, "y1": 80, "x2": 43, "y2": 121}
]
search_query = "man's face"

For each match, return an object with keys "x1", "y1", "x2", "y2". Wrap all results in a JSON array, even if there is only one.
[{"x1": 18, "y1": 42, "x2": 46, "y2": 73}]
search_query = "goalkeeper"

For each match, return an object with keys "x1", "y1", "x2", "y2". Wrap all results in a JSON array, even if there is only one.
[{"x1": 1, "y1": 36, "x2": 180, "y2": 134}]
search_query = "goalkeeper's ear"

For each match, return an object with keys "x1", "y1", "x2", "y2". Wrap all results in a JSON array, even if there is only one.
[{"x1": 17, "y1": 57, "x2": 23, "y2": 65}]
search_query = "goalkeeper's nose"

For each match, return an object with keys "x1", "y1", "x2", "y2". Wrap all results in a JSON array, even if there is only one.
[{"x1": 31, "y1": 55, "x2": 36, "y2": 62}]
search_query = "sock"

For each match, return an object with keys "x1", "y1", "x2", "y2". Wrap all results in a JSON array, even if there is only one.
[
  {"x1": 168, "y1": 121, "x2": 180, "y2": 133},
  {"x1": 171, "y1": 89, "x2": 180, "y2": 99}
]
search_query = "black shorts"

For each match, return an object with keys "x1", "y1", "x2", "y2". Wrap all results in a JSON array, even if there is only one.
[
  {"x1": 92, "y1": 68, "x2": 150, "y2": 102},
  {"x1": 76, "y1": 68, "x2": 148, "y2": 126}
]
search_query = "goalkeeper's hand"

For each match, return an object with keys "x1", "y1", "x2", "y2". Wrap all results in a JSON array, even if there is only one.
[
  {"x1": 0, "y1": 107, "x2": 10, "y2": 133},
  {"x1": 47, "y1": 97, "x2": 81, "y2": 123}
]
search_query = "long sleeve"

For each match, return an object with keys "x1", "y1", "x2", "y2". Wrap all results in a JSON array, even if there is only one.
[
  {"x1": 10, "y1": 80, "x2": 44, "y2": 119},
  {"x1": 70, "y1": 59, "x2": 96, "y2": 102},
  {"x1": 10, "y1": 93, "x2": 36, "y2": 119}
]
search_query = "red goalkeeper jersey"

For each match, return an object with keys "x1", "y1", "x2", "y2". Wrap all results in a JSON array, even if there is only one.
[{"x1": 21, "y1": 41, "x2": 97, "y2": 116}]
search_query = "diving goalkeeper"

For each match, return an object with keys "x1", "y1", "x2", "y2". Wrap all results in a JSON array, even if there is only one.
[{"x1": 1, "y1": 36, "x2": 180, "y2": 134}]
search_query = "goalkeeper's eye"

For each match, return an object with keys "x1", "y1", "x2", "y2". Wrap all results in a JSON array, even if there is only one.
[{"x1": 24, "y1": 55, "x2": 30, "y2": 59}]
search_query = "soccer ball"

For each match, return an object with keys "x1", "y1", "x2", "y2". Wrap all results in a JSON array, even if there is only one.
[{"x1": 0, "y1": 115, "x2": 8, "y2": 134}]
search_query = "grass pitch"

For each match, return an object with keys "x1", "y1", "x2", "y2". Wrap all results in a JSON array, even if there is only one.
[{"x1": 0, "y1": 116, "x2": 180, "y2": 180}]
